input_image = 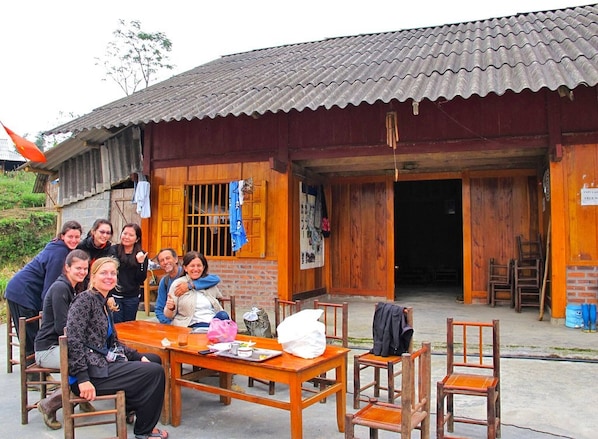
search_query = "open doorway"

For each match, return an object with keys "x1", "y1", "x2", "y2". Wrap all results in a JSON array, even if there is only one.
[{"x1": 394, "y1": 179, "x2": 463, "y2": 295}]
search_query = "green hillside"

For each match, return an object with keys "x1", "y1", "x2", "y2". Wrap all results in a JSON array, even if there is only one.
[{"x1": 0, "y1": 171, "x2": 57, "y2": 321}]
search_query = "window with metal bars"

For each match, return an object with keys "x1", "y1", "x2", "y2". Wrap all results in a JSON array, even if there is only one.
[{"x1": 185, "y1": 184, "x2": 232, "y2": 257}]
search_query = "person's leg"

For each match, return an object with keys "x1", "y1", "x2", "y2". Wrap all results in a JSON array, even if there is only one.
[
  {"x1": 91, "y1": 361, "x2": 165, "y2": 437},
  {"x1": 9, "y1": 300, "x2": 38, "y2": 359},
  {"x1": 112, "y1": 296, "x2": 125, "y2": 323},
  {"x1": 120, "y1": 296, "x2": 140, "y2": 322},
  {"x1": 36, "y1": 345, "x2": 61, "y2": 369}
]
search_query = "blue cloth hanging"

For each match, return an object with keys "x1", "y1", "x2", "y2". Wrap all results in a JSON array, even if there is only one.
[{"x1": 229, "y1": 180, "x2": 248, "y2": 252}]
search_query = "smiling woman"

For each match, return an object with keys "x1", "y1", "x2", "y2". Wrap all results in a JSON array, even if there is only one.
[
  {"x1": 4, "y1": 220, "x2": 83, "y2": 357},
  {"x1": 163, "y1": 251, "x2": 229, "y2": 328}
]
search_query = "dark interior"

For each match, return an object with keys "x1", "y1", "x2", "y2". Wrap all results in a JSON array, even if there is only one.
[{"x1": 394, "y1": 179, "x2": 463, "y2": 289}]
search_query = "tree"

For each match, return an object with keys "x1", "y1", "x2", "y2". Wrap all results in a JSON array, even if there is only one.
[{"x1": 96, "y1": 19, "x2": 174, "y2": 96}]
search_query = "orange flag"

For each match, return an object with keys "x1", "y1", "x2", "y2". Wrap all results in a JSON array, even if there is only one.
[{"x1": 1, "y1": 123, "x2": 46, "y2": 163}]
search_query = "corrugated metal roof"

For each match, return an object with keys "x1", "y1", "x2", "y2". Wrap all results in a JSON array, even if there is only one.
[{"x1": 48, "y1": 3, "x2": 598, "y2": 135}]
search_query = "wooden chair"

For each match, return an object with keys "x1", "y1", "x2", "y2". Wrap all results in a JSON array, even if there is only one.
[
  {"x1": 310, "y1": 300, "x2": 349, "y2": 402},
  {"x1": 19, "y1": 315, "x2": 60, "y2": 425},
  {"x1": 487, "y1": 259, "x2": 514, "y2": 307},
  {"x1": 219, "y1": 295, "x2": 236, "y2": 321},
  {"x1": 437, "y1": 318, "x2": 501, "y2": 439},
  {"x1": 59, "y1": 335, "x2": 127, "y2": 439},
  {"x1": 6, "y1": 303, "x2": 20, "y2": 373},
  {"x1": 248, "y1": 298, "x2": 302, "y2": 394},
  {"x1": 314, "y1": 300, "x2": 349, "y2": 347},
  {"x1": 345, "y1": 341, "x2": 431, "y2": 439},
  {"x1": 353, "y1": 304, "x2": 414, "y2": 409},
  {"x1": 516, "y1": 233, "x2": 543, "y2": 264},
  {"x1": 273, "y1": 298, "x2": 303, "y2": 337},
  {"x1": 514, "y1": 258, "x2": 542, "y2": 313}
]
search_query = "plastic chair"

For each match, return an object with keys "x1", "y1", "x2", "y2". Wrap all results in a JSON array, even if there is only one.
[
  {"x1": 488, "y1": 259, "x2": 514, "y2": 307},
  {"x1": 437, "y1": 318, "x2": 501, "y2": 439},
  {"x1": 345, "y1": 342, "x2": 431, "y2": 439},
  {"x1": 59, "y1": 335, "x2": 127, "y2": 439},
  {"x1": 19, "y1": 315, "x2": 60, "y2": 425},
  {"x1": 248, "y1": 298, "x2": 302, "y2": 394},
  {"x1": 6, "y1": 303, "x2": 20, "y2": 373},
  {"x1": 353, "y1": 304, "x2": 414, "y2": 409}
]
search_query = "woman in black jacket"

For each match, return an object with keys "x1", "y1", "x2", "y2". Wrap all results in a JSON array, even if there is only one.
[
  {"x1": 111, "y1": 223, "x2": 148, "y2": 323},
  {"x1": 66, "y1": 257, "x2": 168, "y2": 439},
  {"x1": 35, "y1": 249, "x2": 94, "y2": 430}
]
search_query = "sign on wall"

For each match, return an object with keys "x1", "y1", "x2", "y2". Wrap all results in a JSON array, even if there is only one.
[{"x1": 581, "y1": 187, "x2": 598, "y2": 206}]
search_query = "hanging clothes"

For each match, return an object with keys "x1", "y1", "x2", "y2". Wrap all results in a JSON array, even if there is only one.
[
  {"x1": 229, "y1": 180, "x2": 248, "y2": 252},
  {"x1": 134, "y1": 179, "x2": 151, "y2": 218}
]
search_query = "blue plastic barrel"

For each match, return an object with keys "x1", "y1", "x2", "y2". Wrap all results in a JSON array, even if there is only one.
[{"x1": 565, "y1": 304, "x2": 583, "y2": 328}]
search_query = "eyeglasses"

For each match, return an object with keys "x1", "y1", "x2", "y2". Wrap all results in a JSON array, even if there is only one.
[{"x1": 97, "y1": 230, "x2": 112, "y2": 235}]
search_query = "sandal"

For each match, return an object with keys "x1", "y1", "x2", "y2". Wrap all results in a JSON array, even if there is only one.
[{"x1": 135, "y1": 428, "x2": 169, "y2": 439}]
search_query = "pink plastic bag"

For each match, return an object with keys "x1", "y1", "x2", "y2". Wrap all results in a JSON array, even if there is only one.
[{"x1": 207, "y1": 318, "x2": 238, "y2": 343}]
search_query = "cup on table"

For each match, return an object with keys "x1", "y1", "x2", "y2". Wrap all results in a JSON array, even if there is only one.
[
  {"x1": 178, "y1": 333, "x2": 189, "y2": 347},
  {"x1": 230, "y1": 342, "x2": 240, "y2": 355}
]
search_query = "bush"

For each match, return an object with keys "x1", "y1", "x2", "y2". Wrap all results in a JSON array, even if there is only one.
[{"x1": 0, "y1": 212, "x2": 56, "y2": 266}]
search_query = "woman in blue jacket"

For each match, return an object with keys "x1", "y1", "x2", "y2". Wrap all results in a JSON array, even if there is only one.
[{"x1": 5, "y1": 220, "x2": 83, "y2": 358}]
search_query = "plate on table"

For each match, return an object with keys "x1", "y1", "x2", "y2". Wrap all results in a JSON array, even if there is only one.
[{"x1": 208, "y1": 342, "x2": 231, "y2": 352}]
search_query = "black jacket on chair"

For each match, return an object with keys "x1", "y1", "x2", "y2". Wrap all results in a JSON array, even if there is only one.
[{"x1": 371, "y1": 303, "x2": 413, "y2": 357}]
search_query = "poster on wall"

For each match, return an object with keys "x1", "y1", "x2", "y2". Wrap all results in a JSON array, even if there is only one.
[{"x1": 300, "y1": 182, "x2": 324, "y2": 269}]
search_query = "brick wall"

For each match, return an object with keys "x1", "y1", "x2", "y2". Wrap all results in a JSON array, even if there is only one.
[
  {"x1": 210, "y1": 259, "x2": 279, "y2": 316},
  {"x1": 566, "y1": 266, "x2": 598, "y2": 303}
]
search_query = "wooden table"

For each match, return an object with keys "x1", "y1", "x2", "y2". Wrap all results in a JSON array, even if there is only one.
[
  {"x1": 115, "y1": 320, "x2": 189, "y2": 424},
  {"x1": 116, "y1": 320, "x2": 348, "y2": 439}
]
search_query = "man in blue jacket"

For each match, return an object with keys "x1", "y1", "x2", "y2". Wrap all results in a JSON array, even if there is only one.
[{"x1": 154, "y1": 248, "x2": 221, "y2": 324}]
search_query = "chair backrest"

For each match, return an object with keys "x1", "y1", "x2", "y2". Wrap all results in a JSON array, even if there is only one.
[
  {"x1": 514, "y1": 258, "x2": 541, "y2": 287},
  {"x1": 6, "y1": 304, "x2": 19, "y2": 373},
  {"x1": 59, "y1": 335, "x2": 127, "y2": 439},
  {"x1": 219, "y1": 295, "x2": 236, "y2": 321},
  {"x1": 402, "y1": 341, "x2": 431, "y2": 432},
  {"x1": 313, "y1": 300, "x2": 349, "y2": 347},
  {"x1": 488, "y1": 258, "x2": 512, "y2": 286},
  {"x1": 446, "y1": 318, "x2": 500, "y2": 379},
  {"x1": 18, "y1": 314, "x2": 41, "y2": 368},
  {"x1": 274, "y1": 298, "x2": 302, "y2": 327},
  {"x1": 517, "y1": 234, "x2": 543, "y2": 263}
]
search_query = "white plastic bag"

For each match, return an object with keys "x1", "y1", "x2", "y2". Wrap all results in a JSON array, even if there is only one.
[{"x1": 276, "y1": 309, "x2": 326, "y2": 359}]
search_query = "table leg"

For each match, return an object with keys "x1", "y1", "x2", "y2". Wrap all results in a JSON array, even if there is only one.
[
  {"x1": 171, "y1": 359, "x2": 182, "y2": 427},
  {"x1": 336, "y1": 361, "x2": 346, "y2": 432},
  {"x1": 161, "y1": 354, "x2": 171, "y2": 424},
  {"x1": 219, "y1": 371, "x2": 232, "y2": 405},
  {"x1": 288, "y1": 375, "x2": 303, "y2": 439}
]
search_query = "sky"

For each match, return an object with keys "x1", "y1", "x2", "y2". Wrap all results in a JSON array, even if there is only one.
[{"x1": 0, "y1": 0, "x2": 592, "y2": 142}]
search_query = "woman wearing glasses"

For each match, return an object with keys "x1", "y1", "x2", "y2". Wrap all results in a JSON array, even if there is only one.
[{"x1": 77, "y1": 219, "x2": 115, "y2": 262}]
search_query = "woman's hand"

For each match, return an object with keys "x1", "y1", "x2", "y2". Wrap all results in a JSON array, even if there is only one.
[
  {"x1": 78, "y1": 381, "x2": 97, "y2": 401},
  {"x1": 136, "y1": 251, "x2": 148, "y2": 263}
]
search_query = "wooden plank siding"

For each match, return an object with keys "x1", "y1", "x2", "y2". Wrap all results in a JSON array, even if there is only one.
[
  {"x1": 329, "y1": 176, "x2": 393, "y2": 298},
  {"x1": 469, "y1": 171, "x2": 540, "y2": 302}
]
